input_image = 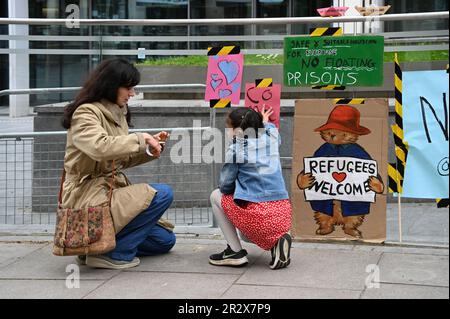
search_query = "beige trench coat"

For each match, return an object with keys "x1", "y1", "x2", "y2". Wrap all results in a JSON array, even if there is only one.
[{"x1": 62, "y1": 99, "x2": 157, "y2": 234}]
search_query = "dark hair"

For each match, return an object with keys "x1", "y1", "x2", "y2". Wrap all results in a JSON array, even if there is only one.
[
  {"x1": 62, "y1": 58, "x2": 140, "y2": 129},
  {"x1": 227, "y1": 108, "x2": 265, "y2": 138}
]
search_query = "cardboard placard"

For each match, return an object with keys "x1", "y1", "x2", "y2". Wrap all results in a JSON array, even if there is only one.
[
  {"x1": 291, "y1": 99, "x2": 388, "y2": 243},
  {"x1": 304, "y1": 157, "x2": 378, "y2": 203},
  {"x1": 205, "y1": 53, "x2": 244, "y2": 105},
  {"x1": 244, "y1": 83, "x2": 281, "y2": 128},
  {"x1": 284, "y1": 36, "x2": 384, "y2": 87},
  {"x1": 317, "y1": 6, "x2": 349, "y2": 17},
  {"x1": 402, "y1": 70, "x2": 449, "y2": 198}
]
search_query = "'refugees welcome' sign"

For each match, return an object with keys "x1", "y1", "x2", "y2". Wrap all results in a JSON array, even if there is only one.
[{"x1": 284, "y1": 36, "x2": 384, "y2": 87}]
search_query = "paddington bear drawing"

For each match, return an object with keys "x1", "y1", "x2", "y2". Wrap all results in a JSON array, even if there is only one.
[{"x1": 297, "y1": 105, "x2": 385, "y2": 239}]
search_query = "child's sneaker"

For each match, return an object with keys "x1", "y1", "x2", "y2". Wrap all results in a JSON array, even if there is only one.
[
  {"x1": 209, "y1": 245, "x2": 249, "y2": 267},
  {"x1": 270, "y1": 233, "x2": 292, "y2": 270}
]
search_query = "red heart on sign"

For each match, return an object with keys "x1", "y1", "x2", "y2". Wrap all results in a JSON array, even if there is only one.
[{"x1": 332, "y1": 172, "x2": 347, "y2": 183}]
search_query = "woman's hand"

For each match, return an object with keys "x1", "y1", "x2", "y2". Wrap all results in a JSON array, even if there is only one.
[
  {"x1": 153, "y1": 131, "x2": 170, "y2": 142},
  {"x1": 153, "y1": 131, "x2": 170, "y2": 152},
  {"x1": 142, "y1": 133, "x2": 162, "y2": 158},
  {"x1": 261, "y1": 105, "x2": 274, "y2": 123}
]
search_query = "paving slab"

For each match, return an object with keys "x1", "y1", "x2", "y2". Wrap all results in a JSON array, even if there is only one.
[
  {"x1": 0, "y1": 279, "x2": 105, "y2": 299},
  {"x1": 378, "y1": 253, "x2": 449, "y2": 287},
  {"x1": 0, "y1": 244, "x2": 118, "y2": 280},
  {"x1": 221, "y1": 284, "x2": 362, "y2": 299},
  {"x1": 84, "y1": 272, "x2": 239, "y2": 299},
  {"x1": 352, "y1": 245, "x2": 449, "y2": 256},
  {"x1": 361, "y1": 283, "x2": 449, "y2": 299},
  {"x1": 0, "y1": 243, "x2": 47, "y2": 268},
  {"x1": 127, "y1": 243, "x2": 264, "y2": 275},
  {"x1": 237, "y1": 248, "x2": 382, "y2": 290}
]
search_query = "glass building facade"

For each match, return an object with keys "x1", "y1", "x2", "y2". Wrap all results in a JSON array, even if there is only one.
[
  {"x1": 0, "y1": 1, "x2": 8, "y2": 106},
  {"x1": 1, "y1": 0, "x2": 448, "y2": 106}
]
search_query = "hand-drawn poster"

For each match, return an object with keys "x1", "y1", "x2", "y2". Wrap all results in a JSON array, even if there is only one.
[
  {"x1": 402, "y1": 70, "x2": 449, "y2": 198},
  {"x1": 244, "y1": 83, "x2": 281, "y2": 128},
  {"x1": 303, "y1": 157, "x2": 378, "y2": 203},
  {"x1": 291, "y1": 99, "x2": 388, "y2": 243},
  {"x1": 284, "y1": 36, "x2": 384, "y2": 87},
  {"x1": 205, "y1": 53, "x2": 244, "y2": 105}
]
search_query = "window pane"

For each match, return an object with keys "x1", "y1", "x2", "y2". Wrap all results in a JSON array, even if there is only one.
[
  {"x1": 292, "y1": 0, "x2": 333, "y2": 35},
  {"x1": 257, "y1": 0, "x2": 288, "y2": 36},
  {"x1": 132, "y1": 0, "x2": 188, "y2": 51},
  {"x1": 385, "y1": 0, "x2": 449, "y2": 32},
  {"x1": 28, "y1": 0, "x2": 91, "y2": 106},
  {"x1": 190, "y1": 0, "x2": 252, "y2": 49}
]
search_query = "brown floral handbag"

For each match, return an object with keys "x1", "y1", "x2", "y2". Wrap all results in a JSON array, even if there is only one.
[{"x1": 53, "y1": 162, "x2": 116, "y2": 256}]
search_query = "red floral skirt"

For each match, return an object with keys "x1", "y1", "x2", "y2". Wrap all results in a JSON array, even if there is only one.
[{"x1": 221, "y1": 195, "x2": 292, "y2": 250}]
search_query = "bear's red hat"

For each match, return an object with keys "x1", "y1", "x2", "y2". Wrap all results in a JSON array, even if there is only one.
[{"x1": 314, "y1": 105, "x2": 371, "y2": 135}]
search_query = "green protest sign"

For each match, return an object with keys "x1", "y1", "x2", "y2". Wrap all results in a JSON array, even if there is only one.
[{"x1": 284, "y1": 35, "x2": 384, "y2": 87}]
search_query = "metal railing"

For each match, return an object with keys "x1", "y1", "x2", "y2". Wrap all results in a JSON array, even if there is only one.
[
  {"x1": 0, "y1": 84, "x2": 207, "y2": 97},
  {"x1": 0, "y1": 127, "x2": 215, "y2": 230},
  {"x1": 1, "y1": 11, "x2": 448, "y2": 25},
  {"x1": 0, "y1": 12, "x2": 448, "y2": 57}
]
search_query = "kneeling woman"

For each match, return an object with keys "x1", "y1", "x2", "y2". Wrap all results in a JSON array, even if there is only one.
[{"x1": 60, "y1": 58, "x2": 176, "y2": 269}]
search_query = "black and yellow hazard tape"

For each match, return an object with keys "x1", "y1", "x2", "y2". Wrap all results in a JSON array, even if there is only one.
[
  {"x1": 312, "y1": 85, "x2": 346, "y2": 90},
  {"x1": 437, "y1": 198, "x2": 450, "y2": 208},
  {"x1": 207, "y1": 46, "x2": 241, "y2": 56},
  {"x1": 389, "y1": 53, "x2": 409, "y2": 194},
  {"x1": 255, "y1": 78, "x2": 273, "y2": 88},
  {"x1": 388, "y1": 162, "x2": 401, "y2": 193},
  {"x1": 209, "y1": 99, "x2": 231, "y2": 108},
  {"x1": 309, "y1": 27, "x2": 343, "y2": 37},
  {"x1": 333, "y1": 98, "x2": 365, "y2": 105},
  {"x1": 309, "y1": 27, "x2": 345, "y2": 90}
]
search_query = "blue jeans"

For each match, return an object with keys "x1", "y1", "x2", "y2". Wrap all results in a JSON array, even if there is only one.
[{"x1": 106, "y1": 184, "x2": 176, "y2": 261}]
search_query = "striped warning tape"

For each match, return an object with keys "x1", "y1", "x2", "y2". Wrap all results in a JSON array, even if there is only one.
[
  {"x1": 207, "y1": 46, "x2": 240, "y2": 56},
  {"x1": 389, "y1": 53, "x2": 409, "y2": 194},
  {"x1": 435, "y1": 66, "x2": 449, "y2": 205},
  {"x1": 333, "y1": 98, "x2": 365, "y2": 105},
  {"x1": 312, "y1": 85, "x2": 346, "y2": 91},
  {"x1": 388, "y1": 163, "x2": 400, "y2": 193},
  {"x1": 310, "y1": 27, "x2": 345, "y2": 91},
  {"x1": 436, "y1": 198, "x2": 450, "y2": 208},
  {"x1": 309, "y1": 27, "x2": 343, "y2": 37},
  {"x1": 209, "y1": 99, "x2": 231, "y2": 108},
  {"x1": 255, "y1": 78, "x2": 273, "y2": 88}
]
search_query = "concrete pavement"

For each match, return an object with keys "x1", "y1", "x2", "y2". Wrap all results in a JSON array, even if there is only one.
[{"x1": 0, "y1": 236, "x2": 447, "y2": 299}]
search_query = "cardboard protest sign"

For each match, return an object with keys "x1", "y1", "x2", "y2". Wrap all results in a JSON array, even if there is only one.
[
  {"x1": 244, "y1": 82, "x2": 281, "y2": 128},
  {"x1": 402, "y1": 70, "x2": 449, "y2": 198},
  {"x1": 205, "y1": 53, "x2": 244, "y2": 105},
  {"x1": 291, "y1": 99, "x2": 388, "y2": 243},
  {"x1": 317, "y1": 6, "x2": 349, "y2": 17},
  {"x1": 304, "y1": 157, "x2": 378, "y2": 202},
  {"x1": 355, "y1": 5, "x2": 391, "y2": 16},
  {"x1": 284, "y1": 36, "x2": 384, "y2": 87}
]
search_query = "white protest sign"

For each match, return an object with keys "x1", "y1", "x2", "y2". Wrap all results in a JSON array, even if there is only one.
[{"x1": 304, "y1": 157, "x2": 378, "y2": 203}]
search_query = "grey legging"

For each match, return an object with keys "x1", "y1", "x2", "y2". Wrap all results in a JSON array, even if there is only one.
[{"x1": 210, "y1": 189, "x2": 252, "y2": 252}]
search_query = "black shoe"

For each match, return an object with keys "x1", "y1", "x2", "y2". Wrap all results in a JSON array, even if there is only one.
[
  {"x1": 209, "y1": 245, "x2": 249, "y2": 267},
  {"x1": 270, "y1": 234, "x2": 292, "y2": 270}
]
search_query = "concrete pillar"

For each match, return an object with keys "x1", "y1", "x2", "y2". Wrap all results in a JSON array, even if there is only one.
[{"x1": 8, "y1": 0, "x2": 30, "y2": 117}]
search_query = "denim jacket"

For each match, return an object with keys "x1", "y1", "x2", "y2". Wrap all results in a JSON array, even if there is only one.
[{"x1": 219, "y1": 122, "x2": 289, "y2": 203}]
